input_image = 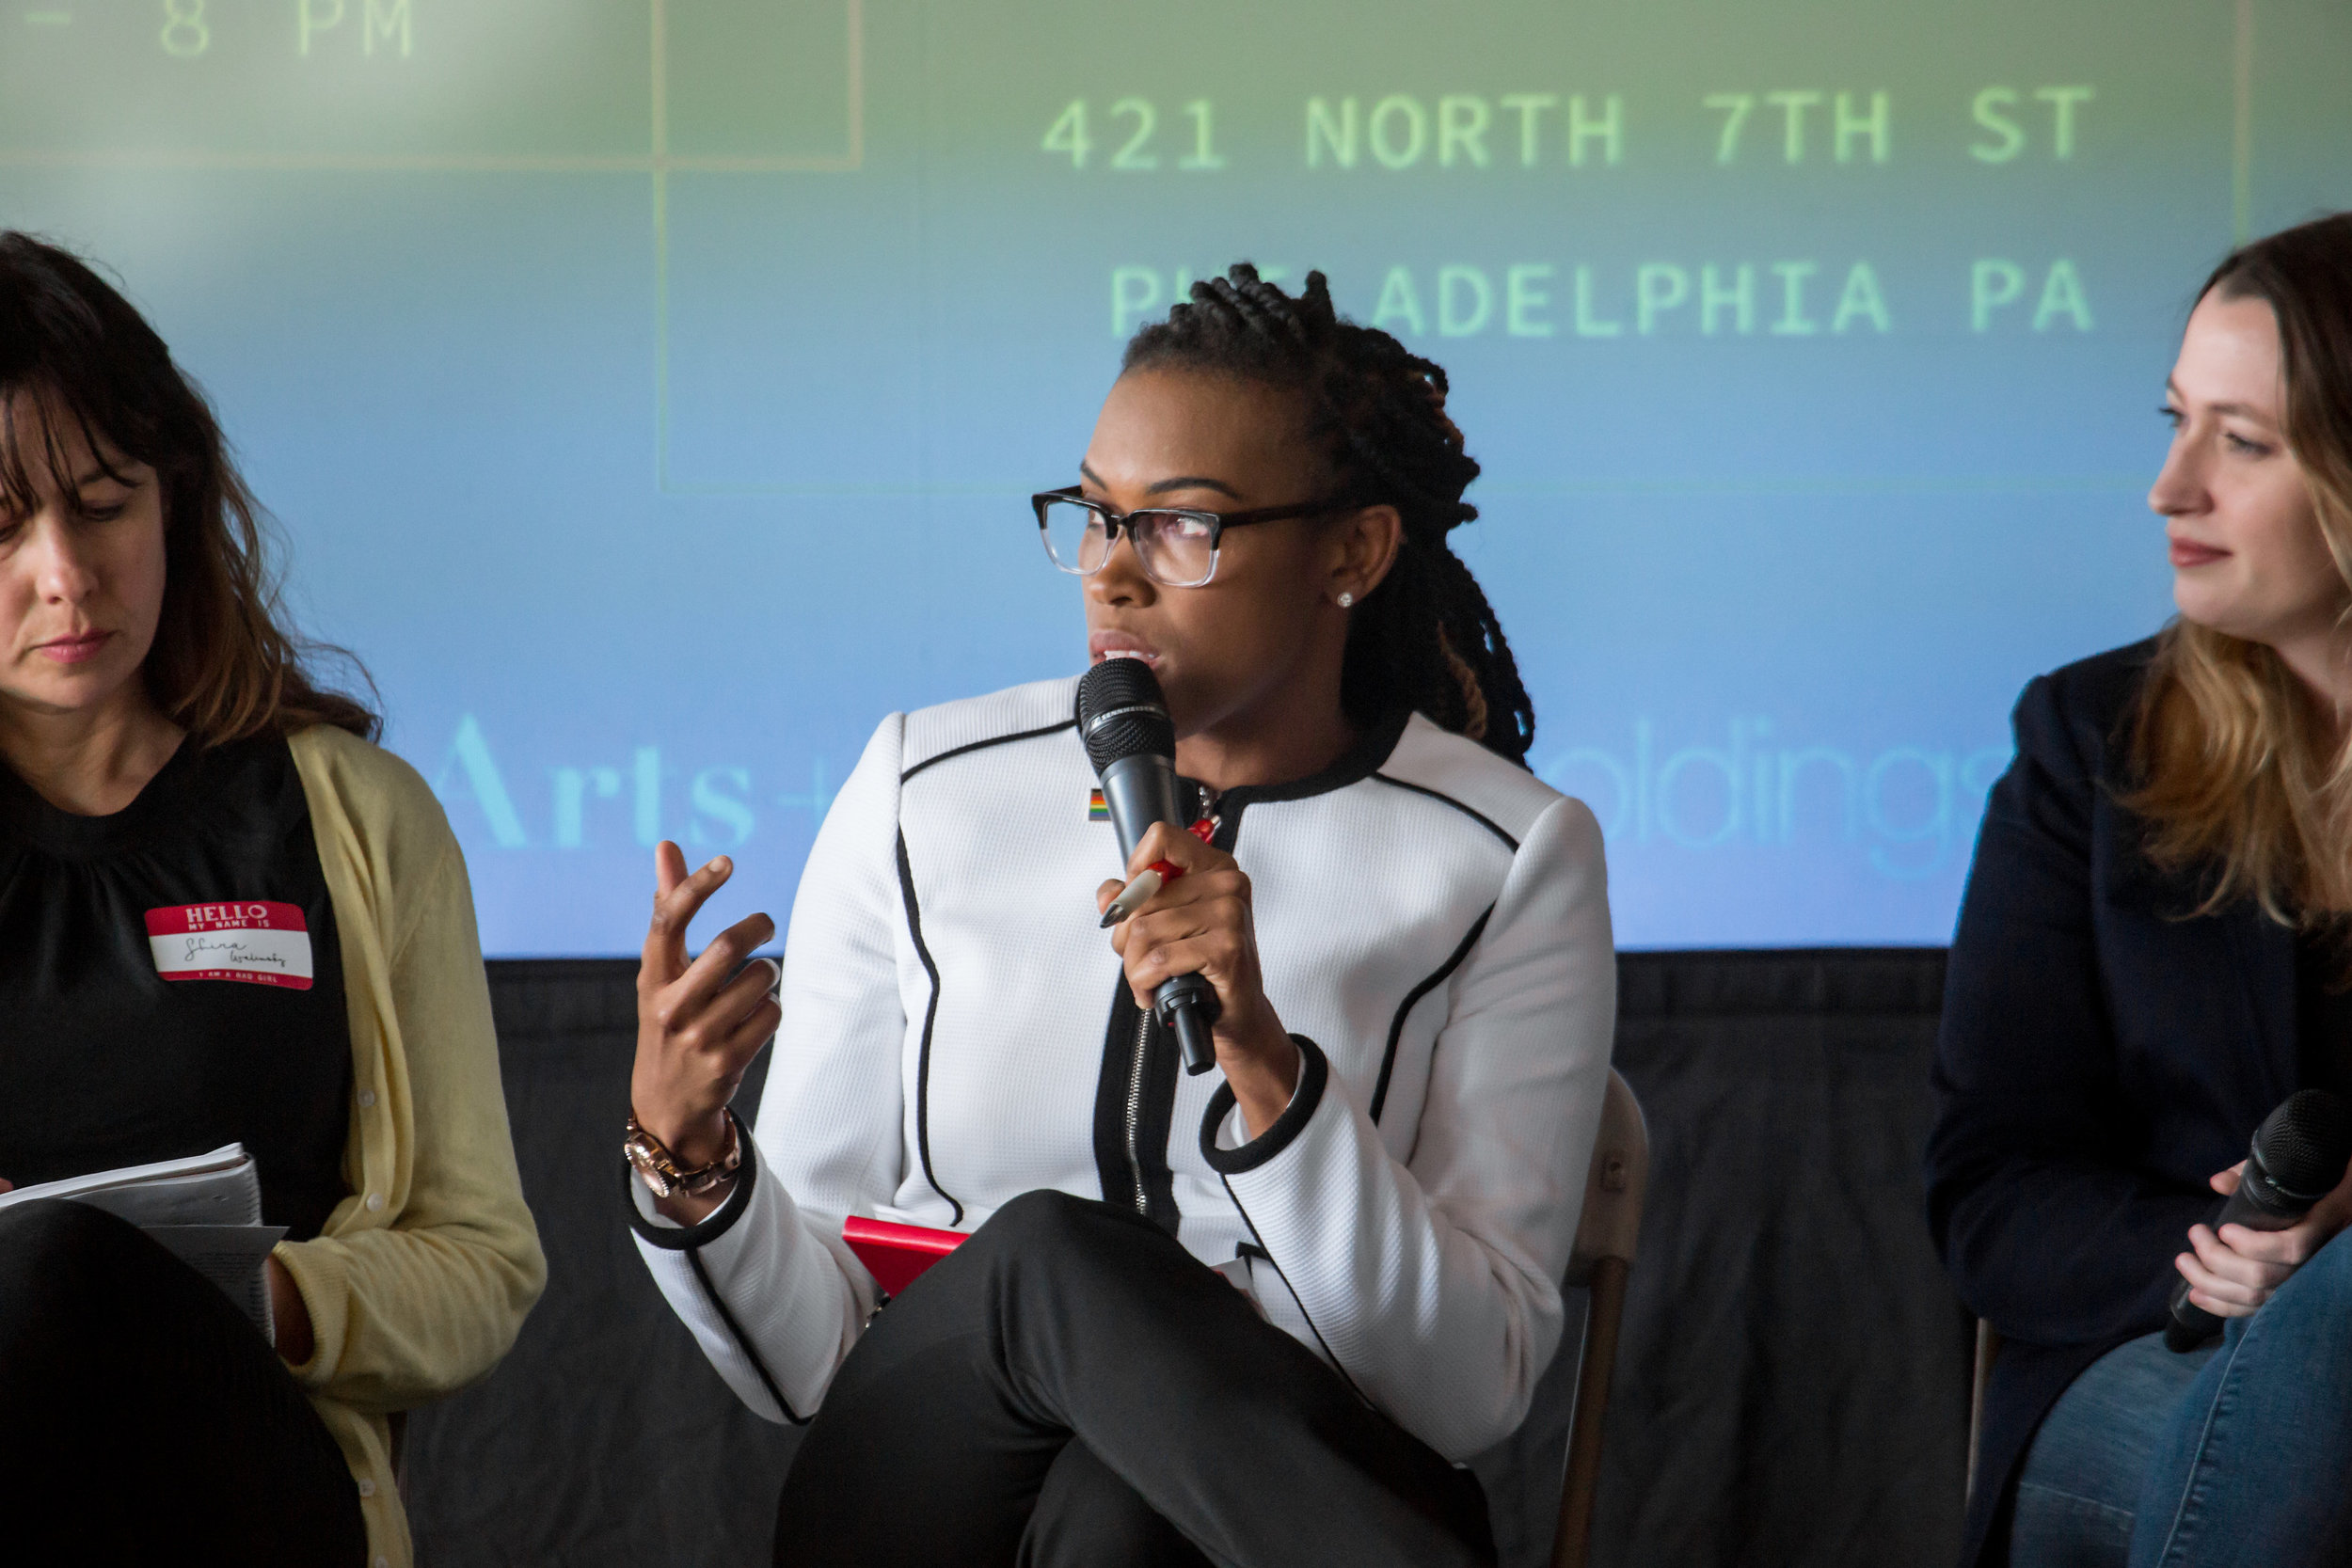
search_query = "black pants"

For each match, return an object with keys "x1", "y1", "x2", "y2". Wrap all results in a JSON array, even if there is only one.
[
  {"x1": 0, "y1": 1199, "x2": 367, "y2": 1566},
  {"x1": 773, "y1": 1190, "x2": 1495, "y2": 1568}
]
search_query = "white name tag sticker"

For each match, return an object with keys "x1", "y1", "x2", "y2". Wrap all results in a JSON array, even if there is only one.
[{"x1": 145, "y1": 902, "x2": 314, "y2": 990}]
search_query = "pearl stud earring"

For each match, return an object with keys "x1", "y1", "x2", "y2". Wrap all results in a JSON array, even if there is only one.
[{"x1": 1337, "y1": 592, "x2": 1356, "y2": 608}]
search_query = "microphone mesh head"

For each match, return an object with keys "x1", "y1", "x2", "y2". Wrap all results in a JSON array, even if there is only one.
[
  {"x1": 2251, "y1": 1088, "x2": 2352, "y2": 1199},
  {"x1": 1076, "y1": 657, "x2": 1175, "y2": 777}
]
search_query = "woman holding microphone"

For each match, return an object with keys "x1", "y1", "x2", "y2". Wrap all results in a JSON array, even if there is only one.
[
  {"x1": 0, "y1": 233, "x2": 545, "y2": 1565},
  {"x1": 1930, "y1": 212, "x2": 2352, "y2": 1568},
  {"x1": 627, "y1": 264, "x2": 1615, "y2": 1567}
]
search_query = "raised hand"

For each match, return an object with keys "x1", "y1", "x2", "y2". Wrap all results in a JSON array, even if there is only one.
[{"x1": 630, "y1": 842, "x2": 780, "y2": 1218}]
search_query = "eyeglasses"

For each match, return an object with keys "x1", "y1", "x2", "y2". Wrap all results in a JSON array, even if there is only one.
[{"x1": 1031, "y1": 486, "x2": 1353, "y2": 589}]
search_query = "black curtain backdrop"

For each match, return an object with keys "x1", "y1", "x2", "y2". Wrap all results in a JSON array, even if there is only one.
[
  {"x1": 405, "y1": 949, "x2": 1967, "y2": 1567},
  {"x1": 1595, "y1": 949, "x2": 1969, "y2": 1568}
]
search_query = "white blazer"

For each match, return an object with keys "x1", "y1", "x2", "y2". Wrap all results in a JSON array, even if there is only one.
[{"x1": 630, "y1": 675, "x2": 1615, "y2": 1461}]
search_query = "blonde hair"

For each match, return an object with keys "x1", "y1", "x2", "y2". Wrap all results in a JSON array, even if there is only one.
[{"x1": 2127, "y1": 213, "x2": 2352, "y2": 922}]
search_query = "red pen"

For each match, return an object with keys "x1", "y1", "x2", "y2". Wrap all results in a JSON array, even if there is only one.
[{"x1": 1099, "y1": 818, "x2": 1216, "y2": 928}]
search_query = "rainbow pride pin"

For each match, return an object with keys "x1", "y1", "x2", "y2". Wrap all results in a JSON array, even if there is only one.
[{"x1": 1088, "y1": 788, "x2": 1109, "y2": 821}]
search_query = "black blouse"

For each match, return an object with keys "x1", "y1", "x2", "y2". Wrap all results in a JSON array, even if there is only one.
[
  {"x1": 2296, "y1": 927, "x2": 2352, "y2": 1101},
  {"x1": 0, "y1": 735, "x2": 353, "y2": 1240}
]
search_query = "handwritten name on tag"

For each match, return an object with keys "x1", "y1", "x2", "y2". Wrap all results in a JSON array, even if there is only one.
[{"x1": 145, "y1": 902, "x2": 313, "y2": 990}]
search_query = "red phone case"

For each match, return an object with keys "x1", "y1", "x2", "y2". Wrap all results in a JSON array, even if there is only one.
[{"x1": 842, "y1": 1214, "x2": 967, "y2": 1296}]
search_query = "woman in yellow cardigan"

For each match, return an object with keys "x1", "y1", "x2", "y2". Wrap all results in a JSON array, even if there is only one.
[{"x1": 0, "y1": 232, "x2": 544, "y2": 1565}]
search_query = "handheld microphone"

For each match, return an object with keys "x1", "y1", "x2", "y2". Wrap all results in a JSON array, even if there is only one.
[
  {"x1": 1076, "y1": 657, "x2": 1221, "y2": 1077},
  {"x1": 2165, "y1": 1087, "x2": 2352, "y2": 1351}
]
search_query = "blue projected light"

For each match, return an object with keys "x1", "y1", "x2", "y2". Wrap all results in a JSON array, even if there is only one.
[{"x1": 3, "y1": 0, "x2": 2347, "y2": 953}]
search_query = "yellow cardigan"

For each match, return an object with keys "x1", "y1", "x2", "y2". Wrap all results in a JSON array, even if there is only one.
[{"x1": 278, "y1": 724, "x2": 547, "y2": 1567}]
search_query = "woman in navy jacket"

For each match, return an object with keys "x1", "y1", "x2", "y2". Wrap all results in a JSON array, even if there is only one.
[{"x1": 1930, "y1": 212, "x2": 2352, "y2": 1568}]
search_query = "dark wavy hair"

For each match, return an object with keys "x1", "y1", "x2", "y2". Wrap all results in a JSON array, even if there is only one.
[
  {"x1": 0, "y1": 231, "x2": 375, "y2": 742},
  {"x1": 1122, "y1": 263, "x2": 1535, "y2": 765}
]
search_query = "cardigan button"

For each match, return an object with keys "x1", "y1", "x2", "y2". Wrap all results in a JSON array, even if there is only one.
[
  {"x1": 358, "y1": 1090, "x2": 376, "y2": 1109},
  {"x1": 365, "y1": 1193, "x2": 385, "y2": 1212},
  {"x1": 358, "y1": 1479, "x2": 375, "y2": 1497}
]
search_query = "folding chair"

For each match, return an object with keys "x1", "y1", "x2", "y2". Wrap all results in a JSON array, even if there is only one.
[
  {"x1": 1549, "y1": 1068, "x2": 1649, "y2": 1568},
  {"x1": 1966, "y1": 1320, "x2": 2001, "y2": 1502}
]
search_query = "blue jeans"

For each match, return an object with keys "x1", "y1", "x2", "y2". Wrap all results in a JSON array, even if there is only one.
[{"x1": 2010, "y1": 1226, "x2": 2352, "y2": 1568}]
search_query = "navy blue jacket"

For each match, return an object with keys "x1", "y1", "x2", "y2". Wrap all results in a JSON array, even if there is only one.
[{"x1": 1928, "y1": 639, "x2": 2301, "y2": 1568}]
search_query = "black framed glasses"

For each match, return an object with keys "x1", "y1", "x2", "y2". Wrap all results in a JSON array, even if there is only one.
[{"x1": 1030, "y1": 486, "x2": 1354, "y2": 588}]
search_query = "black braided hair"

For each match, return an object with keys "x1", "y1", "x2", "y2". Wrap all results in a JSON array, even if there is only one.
[{"x1": 1120, "y1": 262, "x2": 1535, "y2": 765}]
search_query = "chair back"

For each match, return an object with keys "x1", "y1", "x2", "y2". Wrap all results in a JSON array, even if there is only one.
[
  {"x1": 1550, "y1": 1068, "x2": 1649, "y2": 1568},
  {"x1": 1966, "y1": 1320, "x2": 2001, "y2": 1502}
]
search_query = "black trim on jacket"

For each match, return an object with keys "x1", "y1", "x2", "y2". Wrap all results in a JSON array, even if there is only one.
[
  {"x1": 1210, "y1": 1069, "x2": 1381, "y2": 1411},
  {"x1": 899, "y1": 720, "x2": 1076, "y2": 784},
  {"x1": 688, "y1": 1247, "x2": 807, "y2": 1425},
  {"x1": 621, "y1": 1111, "x2": 760, "y2": 1251},
  {"x1": 1213, "y1": 709, "x2": 1413, "y2": 850},
  {"x1": 1372, "y1": 772, "x2": 1520, "y2": 851},
  {"x1": 896, "y1": 830, "x2": 964, "y2": 1226},
  {"x1": 618, "y1": 1135, "x2": 808, "y2": 1424},
  {"x1": 1218, "y1": 1143, "x2": 1376, "y2": 1412},
  {"x1": 898, "y1": 714, "x2": 1087, "y2": 1228},
  {"x1": 1370, "y1": 906, "x2": 1494, "y2": 1124},
  {"x1": 1201, "y1": 1035, "x2": 1330, "y2": 1175}
]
